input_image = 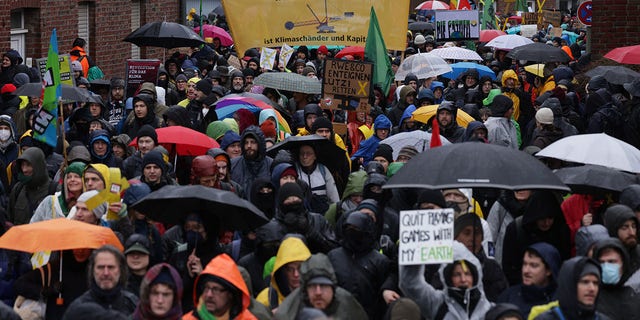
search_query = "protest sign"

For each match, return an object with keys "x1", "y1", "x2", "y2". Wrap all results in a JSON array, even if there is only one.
[
  {"x1": 321, "y1": 58, "x2": 372, "y2": 112},
  {"x1": 37, "y1": 54, "x2": 74, "y2": 86},
  {"x1": 522, "y1": 12, "x2": 541, "y2": 28},
  {"x1": 550, "y1": 27, "x2": 563, "y2": 38},
  {"x1": 435, "y1": 10, "x2": 480, "y2": 41},
  {"x1": 222, "y1": 0, "x2": 409, "y2": 54},
  {"x1": 260, "y1": 47, "x2": 277, "y2": 70},
  {"x1": 280, "y1": 44, "x2": 295, "y2": 67},
  {"x1": 125, "y1": 59, "x2": 161, "y2": 99},
  {"x1": 520, "y1": 24, "x2": 538, "y2": 38},
  {"x1": 543, "y1": 10, "x2": 562, "y2": 27},
  {"x1": 399, "y1": 208, "x2": 455, "y2": 265}
]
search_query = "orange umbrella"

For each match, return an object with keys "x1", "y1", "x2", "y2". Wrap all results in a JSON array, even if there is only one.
[{"x1": 0, "y1": 218, "x2": 124, "y2": 253}]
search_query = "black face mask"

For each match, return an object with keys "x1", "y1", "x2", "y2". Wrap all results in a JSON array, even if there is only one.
[
  {"x1": 257, "y1": 241, "x2": 279, "y2": 261},
  {"x1": 157, "y1": 79, "x2": 168, "y2": 88},
  {"x1": 343, "y1": 229, "x2": 374, "y2": 254},
  {"x1": 185, "y1": 230, "x2": 203, "y2": 250}
]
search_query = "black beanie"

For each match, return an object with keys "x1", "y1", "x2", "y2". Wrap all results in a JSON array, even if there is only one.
[
  {"x1": 416, "y1": 189, "x2": 446, "y2": 208},
  {"x1": 142, "y1": 150, "x2": 166, "y2": 172},
  {"x1": 311, "y1": 117, "x2": 333, "y2": 133},
  {"x1": 195, "y1": 79, "x2": 213, "y2": 94},
  {"x1": 373, "y1": 144, "x2": 393, "y2": 163},
  {"x1": 277, "y1": 182, "x2": 304, "y2": 206},
  {"x1": 137, "y1": 125, "x2": 158, "y2": 145},
  {"x1": 454, "y1": 213, "x2": 483, "y2": 239},
  {"x1": 489, "y1": 95, "x2": 513, "y2": 116}
]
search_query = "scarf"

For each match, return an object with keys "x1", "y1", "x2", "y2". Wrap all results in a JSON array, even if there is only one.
[{"x1": 197, "y1": 302, "x2": 218, "y2": 320}]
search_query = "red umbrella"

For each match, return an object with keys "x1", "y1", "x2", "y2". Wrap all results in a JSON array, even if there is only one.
[
  {"x1": 415, "y1": 1, "x2": 450, "y2": 10},
  {"x1": 130, "y1": 126, "x2": 219, "y2": 156},
  {"x1": 334, "y1": 46, "x2": 364, "y2": 60},
  {"x1": 604, "y1": 44, "x2": 640, "y2": 65},
  {"x1": 480, "y1": 29, "x2": 506, "y2": 42},
  {"x1": 194, "y1": 24, "x2": 233, "y2": 47}
]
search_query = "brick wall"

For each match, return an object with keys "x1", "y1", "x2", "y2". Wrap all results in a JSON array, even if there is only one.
[{"x1": 590, "y1": 0, "x2": 640, "y2": 57}]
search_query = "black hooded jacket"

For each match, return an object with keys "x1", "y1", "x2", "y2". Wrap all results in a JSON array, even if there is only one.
[
  {"x1": 237, "y1": 220, "x2": 286, "y2": 295},
  {"x1": 603, "y1": 204, "x2": 640, "y2": 273},
  {"x1": 123, "y1": 94, "x2": 162, "y2": 139},
  {"x1": 230, "y1": 126, "x2": 273, "y2": 195}
]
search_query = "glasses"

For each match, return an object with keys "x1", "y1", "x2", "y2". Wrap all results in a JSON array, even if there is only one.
[{"x1": 203, "y1": 285, "x2": 227, "y2": 294}]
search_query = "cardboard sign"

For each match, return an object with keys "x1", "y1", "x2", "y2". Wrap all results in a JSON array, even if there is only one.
[
  {"x1": 37, "y1": 54, "x2": 74, "y2": 86},
  {"x1": 520, "y1": 24, "x2": 538, "y2": 38},
  {"x1": 435, "y1": 10, "x2": 480, "y2": 41},
  {"x1": 125, "y1": 59, "x2": 161, "y2": 99},
  {"x1": 321, "y1": 58, "x2": 373, "y2": 111},
  {"x1": 522, "y1": 12, "x2": 540, "y2": 27},
  {"x1": 399, "y1": 208, "x2": 455, "y2": 265},
  {"x1": 543, "y1": 10, "x2": 562, "y2": 27},
  {"x1": 550, "y1": 27, "x2": 563, "y2": 38}
]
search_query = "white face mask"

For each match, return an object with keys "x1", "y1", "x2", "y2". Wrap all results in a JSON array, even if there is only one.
[{"x1": 0, "y1": 129, "x2": 10, "y2": 142}]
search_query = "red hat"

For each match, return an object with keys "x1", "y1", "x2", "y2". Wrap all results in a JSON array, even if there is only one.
[
  {"x1": 281, "y1": 167, "x2": 298, "y2": 179},
  {"x1": 1, "y1": 84, "x2": 16, "y2": 95},
  {"x1": 317, "y1": 45, "x2": 329, "y2": 55},
  {"x1": 260, "y1": 120, "x2": 277, "y2": 139}
]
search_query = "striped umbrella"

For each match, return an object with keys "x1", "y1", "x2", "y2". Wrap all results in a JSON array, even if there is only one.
[
  {"x1": 415, "y1": 1, "x2": 450, "y2": 10},
  {"x1": 214, "y1": 96, "x2": 291, "y2": 134}
]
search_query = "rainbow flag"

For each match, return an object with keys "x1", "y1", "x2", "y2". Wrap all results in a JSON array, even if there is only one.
[{"x1": 33, "y1": 29, "x2": 62, "y2": 148}]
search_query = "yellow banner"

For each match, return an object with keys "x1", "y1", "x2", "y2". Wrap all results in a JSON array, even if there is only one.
[{"x1": 222, "y1": 0, "x2": 410, "y2": 54}]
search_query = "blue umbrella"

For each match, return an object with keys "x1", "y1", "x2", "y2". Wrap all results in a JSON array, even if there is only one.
[{"x1": 441, "y1": 62, "x2": 496, "y2": 81}]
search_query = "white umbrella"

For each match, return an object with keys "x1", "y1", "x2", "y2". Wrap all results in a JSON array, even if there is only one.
[
  {"x1": 485, "y1": 34, "x2": 534, "y2": 50},
  {"x1": 537, "y1": 133, "x2": 640, "y2": 173},
  {"x1": 429, "y1": 47, "x2": 483, "y2": 61},
  {"x1": 381, "y1": 131, "x2": 450, "y2": 160},
  {"x1": 394, "y1": 53, "x2": 452, "y2": 81}
]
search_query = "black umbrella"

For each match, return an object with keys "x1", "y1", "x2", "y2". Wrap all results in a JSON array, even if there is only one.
[
  {"x1": 585, "y1": 66, "x2": 640, "y2": 85},
  {"x1": 506, "y1": 43, "x2": 571, "y2": 63},
  {"x1": 385, "y1": 142, "x2": 570, "y2": 191},
  {"x1": 266, "y1": 135, "x2": 349, "y2": 176},
  {"x1": 13, "y1": 83, "x2": 92, "y2": 102},
  {"x1": 124, "y1": 21, "x2": 205, "y2": 49},
  {"x1": 408, "y1": 21, "x2": 435, "y2": 32},
  {"x1": 553, "y1": 164, "x2": 638, "y2": 194},
  {"x1": 130, "y1": 185, "x2": 269, "y2": 231}
]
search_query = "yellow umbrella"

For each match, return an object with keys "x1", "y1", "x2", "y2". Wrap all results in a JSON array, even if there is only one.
[
  {"x1": 412, "y1": 105, "x2": 475, "y2": 128},
  {"x1": 524, "y1": 64, "x2": 545, "y2": 77}
]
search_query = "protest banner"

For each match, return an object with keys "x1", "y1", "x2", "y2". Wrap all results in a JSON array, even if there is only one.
[
  {"x1": 33, "y1": 29, "x2": 62, "y2": 148},
  {"x1": 399, "y1": 208, "x2": 455, "y2": 265},
  {"x1": 125, "y1": 59, "x2": 161, "y2": 99},
  {"x1": 222, "y1": 0, "x2": 409, "y2": 54},
  {"x1": 522, "y1": 12, "x2": 541, "y2": 28},
  {"x1": 435, "y1": 10, "x2": 480, "y2": 41},
  {"x1": 321, "y1": 58, "x2": 373, "y2": 112},
  {"x1": 520, "y1": 24, "x2": 538, "y2": 38},
  {"x1": 37, "y1": 54, "x2": 74, "y2": 87}
]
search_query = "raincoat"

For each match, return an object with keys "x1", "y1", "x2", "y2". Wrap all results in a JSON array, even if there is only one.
[
  {"x1": 132, "y1": 263, "x2": 183, "y2": 320},
  {"x1": 9, "y1": 147, "x2": 52, "y2": 225}
]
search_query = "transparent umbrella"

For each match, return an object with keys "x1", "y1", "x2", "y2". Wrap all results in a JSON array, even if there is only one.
[{"x1": 394, "y1": 53, "x2": 452, "y2": 81}]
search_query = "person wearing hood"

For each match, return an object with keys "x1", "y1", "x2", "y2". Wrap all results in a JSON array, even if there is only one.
[
  {"x1": 388, "y1": 84, "x2": 417, "y2": 127},
  {"x1": 463, "y1": 120, "x2": 488, "y2": 142},
  {"x1": 111, "y1": 134, "x2": 134, "y2": 160},
  {"x1": 0, "y1": 50, "x2": 29, "y2": 86},
  {"x1": 488, "y1": 190, "x2": 532, "y2": 265},
  {"x1": 275, "y1": 182, "x2": 338, "y2": 254},
  {"x1": 207, "y1": 147, "x2": 244, "y2": 196},
  {"x1": 182, "y1": 254, "x2": 257, "y2": 320},
  {"x1": 221, "y1": 130, "x2": 243, "y2": 159},
  {"x1": 591, "y1": 238, "x2": 640, "y2": 319},
  {"x1": 433, "y1": 101, "x2": 466, "y2": 143},
  {"x1": 575, "y1": 225, "x2": 610, "y2": 258},
  {"x1": 602, "y1": 204, "x2": 640, "y2": 273},
  {"x1": 400, "y1": 241, "x2": 492, "y2": 319},
  {"x1": 229, "y1": 70, "x2": 246, "y2": 94},
  {"x1": 485, "y1": 303, "x2": 524, "y2": 320},
  {"x1": 296, "y1": 104, "x2": 322, "y2": 136},
  {"x1": 393, "y1": 104, "x2": 418, "y2": 134},
  {"x1": 533, "y1": 256, "x2": 610, "y2": 320},
  {"x1": 502, "y1": 191, "x2": 572, "y2": 285},
  {"x1": 231, "y1": 126, "x2": 273, "y2": 196},
  {"x1": 88, "y1": 129, "x2": 123, "y2": 168},
  {"x1": 586, "y1": 88, "x2": 626, "y2": 140},
  {"x1": 275, "y1": 253, "x2": 367, "y2": 319},
  {"x1": 351, "y1": 114, "x2": 392, "y2": 168},
  {"x1": 498, "y1": 242, "x2": 561, "y2": 317},
  {"x1": 619, "y1": 184, "x2": 640, "y2": 219},
  {"x1": 259, "y1": 109, "x2": 288, "y2": 143},
  {"x1": 0, "y1": 115, "x2": 18, "y2": 176},
  {"x1": 123, "y1": 182, "x2": 163, "y2": 264},
  {"x1": 123, "y1": 93, "x2": 163, "y2": 140},
  {"x1": 485, "y1": 95, "x2": 519, "y2": 149},
  {"x1": 106, "y1": 77, "x2": 127, "y2": 127},
  {"x1": 501, "y1": 69, "x2": 533, "y2": 127},
  {"x1": 256, "y1": 235, "x2": 312, "y2": 311},
  {"x1": 239, "y1": 220, "x2": 287, "y2": 295},
  {"x1": 324, "y1": 170, "x2": 367, "y2": 227},
  {"x1": 328, "y1": 211, "x2": 390, "y2": 319},
  {"x1": 132, "y1": 263, "x2": 183, "y2": 320},
  {"x1": 448, "y1": 68, "x2": 481, "y2": 104},
  {"x1": 8, "y1": 147, "x2": 53, "y2": 225},
  {"x1": 163, "y1": 105, "x2": 191, "y2": 128},
  {"x1": 30, "y1": 162, "x2": 85, "y2": 223},
  {"x1": 293, "y1": 142, "x2": 339, "y2": 214}
]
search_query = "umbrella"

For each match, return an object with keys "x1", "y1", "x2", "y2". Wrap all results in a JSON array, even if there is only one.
[
  {"x1": 385, "y1": 142, "x2": 570, "y2": 191},
  {"x1": 266, "y1": 135, "x2": 349, "y2": 175},
  {"x1": 479, "y1": 29, "x2": 506, "y2": 43},
  {"x1": 553, "y1": 165, "x2": 638, "y2": 194},
  {"x1": 124, "y1": 21, "x2": 205, "y2": 48},
  {"x1": 194, "y1": 24, "x2": 233, "y2": 47},
  {"x1": 429, "y1": 47, "x2": 483, "y2": 61},
  {"x1": 0, "y1": 218, "x2": 123, "y2": 253},
  {"x1": 253, "y1": 72, "x2": 322, "y2": 94},
  {"x1": 441, "y1": 62, "x2": 496, "y2": 81},
  {"x1": 380, "y1": 131, "x2": 451, "y2": 160},
  {"x1": 130, "y1": 126, "x2": 219, "y2": 156},
  {"x1": 537, "y1": 133, "x2": 640, "y2": 173},
  {"x1": 604, "y1": 44, "x2": 640, "y2": 65},
  {"x1": 524, "y1": 64, "x2": 545, "y2": 77},
  {"x1": 13, "y1": 83, "x2": 92, "y2": 102},
  {"x1": 130, "y1": 185, "x2": 269, "y2": 231},
  {"x1": 506, "y1": 43, "x2": 571, "y2": 63},
  {"x1": 585, "y1": 66, "x2": 640, "y2": 85},
  {"x1": 335, "y1": 46, "x2": 364, "y2": 60},
  {"x1": 214, "y1": 96, "x2": 291, "y2": 133},
  {"x1": 412, "y1": 104, "x2": 475, "y2": 127},
  {"x1": 415, "y1": 1, "x2": 450, "y2": 10},
  {"x1": 408, "y1": 21, "x2": 435, "y2": 32},
  {"x1": 394, "y1": 53, "x2": 452, "y2": 81},
  {"x1": 485, "y1": 34, "x2": 533, "y2": 50}
]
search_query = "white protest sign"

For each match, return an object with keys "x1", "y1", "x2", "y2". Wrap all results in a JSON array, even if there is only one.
[
  {"x1": 280, "y1": 43, "x2": 295, "y2": 66},
  {"x1": 520, "y1": 25, "x2": 538, "y2": 38},
  {"x1": 399, "y1": 208, "x2": 455, "y2": 265},
  {"x1": 260, "y1": 47, "x2": 277, "y2": 70}
]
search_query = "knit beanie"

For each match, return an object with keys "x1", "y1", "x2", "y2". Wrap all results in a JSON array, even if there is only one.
[
  {"x1": 277, "y1": 182, "x2": 305, "y2": 206},
  {"x1": 356, "y1": 199, "x2": 379, "y2": 214},
  {"x1": 454, "y1": 213, "x2": 483, "y2": 239},
  {"x1": 137, "y1": 125, "x2": 158, "y2": 145},
  {"x1": 77, "y1": 190, "x2": 109, "y2": 220},
  {"x1": 311, "y1": 117, "x2": 333, "y2": 134},
  {"x1": 281, "y1": 167, "x2": 298, "y2": 180},
  {"x1": 65, "y1": 161, "x2": 86, "y2": 176},
  {"x1": 220, "y1": 130, "x2": 241, "y2": 150},
  {"x1": 489, "y1": 95, "x2": 514, "y2": 116},
  {"x1": 580, "y1": 261, "x2": 601, "y2": 280},
  {"x1": 195, "y1": 79, "x2": 212, "y2": 94},
  {"x1": 142, "y1": 150, "x2": 166, "y2": 172},
  {"x1": 397, "y1": 146, "x2": 418, "y2": 160},
  {"x1": 373, "y1": 144, "x2": 393, "y2": 163},
  {"x1": 191, "y1": 155, "x2": 217, "y2": 180},
  {"x1": 175, "y1": 74, "x2": 188, "y2": 83},
  {"x1": 535, "y1": 107, "x2": 554, "y2": 125},
  {"x1": 416, "y1": 189, "x2": 447, "y2": 208}
]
